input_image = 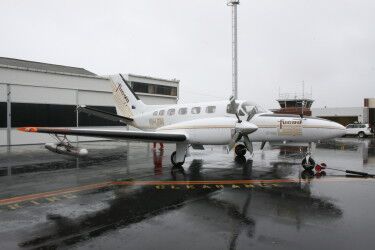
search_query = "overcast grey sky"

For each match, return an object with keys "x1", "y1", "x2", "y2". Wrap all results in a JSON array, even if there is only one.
[{"x1": 0, "y1": 0, "x2": 374, "y2": 108}]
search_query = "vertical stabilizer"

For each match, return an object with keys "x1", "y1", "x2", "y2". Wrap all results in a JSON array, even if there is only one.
[{"x1": 110, "y1": 74, "x2": 146, "y2": 117}]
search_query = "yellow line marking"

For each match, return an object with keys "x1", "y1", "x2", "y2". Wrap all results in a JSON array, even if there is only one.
[
  {"x1": 8, "y1": 204, "x2": 21, "y2": 210},
  {"x1": 0, "y1": 178, "x2": 373, "y2": 206},
  {"x1": 30, "y1": 200, "x2": 40, "y2": 205},
  {"x1": 46, "y1": 197, "x2": 60, "y2": 202}
]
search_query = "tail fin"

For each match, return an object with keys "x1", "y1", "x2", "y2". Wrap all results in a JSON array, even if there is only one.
[{"x1": 109, "y1": 74, "x2": 146, "y2": 118}]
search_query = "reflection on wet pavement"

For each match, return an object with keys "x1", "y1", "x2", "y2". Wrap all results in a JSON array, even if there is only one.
[{"x1": 0, "y1": 139, "x2": 374, "y2": 249}]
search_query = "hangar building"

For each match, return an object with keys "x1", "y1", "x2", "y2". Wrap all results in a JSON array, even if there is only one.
[
  {"x1": 312, "y1": 98, "x2": 375, "y2": 126},
  {"x1": 0, "y1": 57, "x2": 179, "y2": 146}
]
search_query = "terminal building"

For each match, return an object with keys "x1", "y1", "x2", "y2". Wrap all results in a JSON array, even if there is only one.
[{"x1": 0, "y1": 57, "x2": 179, "y2": 146}]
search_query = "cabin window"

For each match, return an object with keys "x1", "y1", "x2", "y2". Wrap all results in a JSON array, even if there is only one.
[
  {"x1": 159, "y1": 110, "x2": 165, "y2": 116},
  {"x1": 205, "y1": 106, "x2": 216, "y2": 113},
  {"x1": 191, "y1": 107, "x2": 201, "y2": 114},
  {"x1": 178, "y1": 108, "x2": 187, "y2": 115},
  {"x1": 167, "y1": 109, "x2": 176, "y2": 116},
  {"x1": 153, "y1": 111, "x2": 158, "y2": 116}
]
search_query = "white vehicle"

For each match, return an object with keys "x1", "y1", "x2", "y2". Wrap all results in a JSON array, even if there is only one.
[
  {"x1": 18, "y1": 74, "x2": 346, "y2": 171},
  {"x1": 345, "y1": 124, "x2": 373, "y2": 138}
]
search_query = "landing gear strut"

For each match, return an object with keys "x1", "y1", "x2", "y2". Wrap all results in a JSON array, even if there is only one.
[
  {"x1": 301, "y1": 142, "x2": 315, "y2": 171},
  {"x1": 302, "y1": 155, "x2": 315, "y2": 171},
  {"x1": 234, "y1": 144, "x2": 247, "y2": 156},
  {"x1": 171, "y1": 151, "x2": 185, "y2": 167}
]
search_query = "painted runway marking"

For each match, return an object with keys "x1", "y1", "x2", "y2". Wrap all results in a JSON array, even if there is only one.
[{"x1": 0, "y1": 177, "x2": 373, "y2": 208}]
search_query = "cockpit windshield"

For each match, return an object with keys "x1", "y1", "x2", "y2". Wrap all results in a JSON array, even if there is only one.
[
  {"x1": 240, "y1": 101, "x2": 266, "y2": 115},
  {"x1": 226, "y1": 101, "x2": 267, "y2": 117}
]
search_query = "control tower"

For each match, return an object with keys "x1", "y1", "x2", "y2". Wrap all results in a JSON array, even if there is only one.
[{"x1": 273, "y1": 92, "x2": 314, "y2": 116}]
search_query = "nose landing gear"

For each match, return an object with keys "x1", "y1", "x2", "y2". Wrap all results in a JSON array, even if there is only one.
[
  {"x1": 302, "y1": 155, "x2": 316, "y2": 171},
  {"x1": 234, "y1": 144, "x2": 247, "y2": 156}
]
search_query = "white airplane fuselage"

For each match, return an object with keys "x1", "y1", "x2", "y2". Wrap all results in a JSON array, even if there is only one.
[{"x1": 126, "y1": 100, "x2": 346, "y2": 146}]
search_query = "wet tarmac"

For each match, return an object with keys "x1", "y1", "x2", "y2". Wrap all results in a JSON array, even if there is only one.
[{"x1": 0, "y1": 138, "x2": 375, "y2": 250}]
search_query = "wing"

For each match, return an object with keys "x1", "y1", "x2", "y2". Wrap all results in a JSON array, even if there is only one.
[{"x1": 17, "y1": 127, "x2": 187, "y2": 143}]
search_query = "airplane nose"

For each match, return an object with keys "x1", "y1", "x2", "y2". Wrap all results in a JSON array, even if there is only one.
[{"x1": 331, "y1": 121, "x2": 346, "y2": 137}]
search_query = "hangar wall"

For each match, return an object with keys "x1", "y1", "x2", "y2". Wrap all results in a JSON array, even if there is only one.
[
  {"x1": 0, "y1": 57, "x2": 179, "y2": 146},
  {"x1": 312, "y1": 107, "x2": 368, "y2": 125}
]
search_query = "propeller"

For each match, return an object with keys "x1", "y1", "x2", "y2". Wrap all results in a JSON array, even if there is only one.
[{"x1": 227, "y1": 96, "x2": 258, "y2": 153}]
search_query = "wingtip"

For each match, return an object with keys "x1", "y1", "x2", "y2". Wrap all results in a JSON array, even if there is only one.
[{"x1": 17, "y1": 127, "x2": 38, "y2": 132}]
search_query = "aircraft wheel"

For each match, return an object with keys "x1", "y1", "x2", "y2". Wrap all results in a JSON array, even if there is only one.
[
  {"x1": 235, "y1": 144, "x2": 247, "y2": 156},
  {"x1": 302, "y1": 156, "x2": 315, "y2": 171},
  {"x1": 301, "y1": 169, "x2": 315, "y2": 179},
  {"x1": 171, "y1": 151, "x2": 185, "y2": 167}
]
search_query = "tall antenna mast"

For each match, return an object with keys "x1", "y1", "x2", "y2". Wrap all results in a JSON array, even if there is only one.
[{"x1": 227, "y1": 0, "x2": 240, "y2": 99}]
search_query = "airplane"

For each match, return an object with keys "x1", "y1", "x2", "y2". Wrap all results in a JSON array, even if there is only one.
[{"x1": 18, "y1": 74, "x2": 346, "y2": 171}]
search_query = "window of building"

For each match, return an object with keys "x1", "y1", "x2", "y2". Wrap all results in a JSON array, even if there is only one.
[
  {"x1": 131, "y1": 81, "x2": 178, "y2": 97},
  {"x1": 0, "y1": 102, "x2": 6, "y2": 128},
  {"x1": 205, "y1": 106, "x2": 216, "y2": 114},
  {"x1": 159, "y1": 110, "x2": 165, "y2": 116},
  {"x1": 178, "y1": 108, "x2": 187, "y2": 115},
  {"x1": 132, "y1": 82, "x2": 149, "y2": 93},
  {"x1": 153, "y1": 111, "x2": 158, "y2": 116},
  {"x1": 191, "y1": 107, "x2": 201, "y2": 114},
  {"x1": 155, "y1": 85, "x2": 177, "y2": 96},
  {"x1": 167, "y1": 109, "x2": 176, "y2": 116}
]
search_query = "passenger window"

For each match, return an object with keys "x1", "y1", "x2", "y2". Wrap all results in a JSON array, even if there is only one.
[
  {"x1": 205, "y1": 106, "x2": 216, "y2": 113},
  {"x1": 153, "y1": 111, "x2": 158, "y2": 116},
  {"x1": 167, "y1": 109, "x2": 176, "y2": 116},
  {"x1": 178, "y1": 108, "x2": 187, "y2": 115},
  {"x1": 159, "y1": 110, "x2": 165, "y2": 116},
  {"x1": 361, "y1": 125, "x2": 366, "y2": 128},
  {"x1": 191, "y1": 107, "x2": 201, "y2": 114}
]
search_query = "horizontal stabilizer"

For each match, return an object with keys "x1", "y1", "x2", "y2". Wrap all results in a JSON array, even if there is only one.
[{"x1": 77, "y1": 106, "x2": 133, "y2": 124}]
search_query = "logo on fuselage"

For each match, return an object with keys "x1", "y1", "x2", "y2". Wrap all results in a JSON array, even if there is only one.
[
  {"x1": 278, "y1": 119, "x2": 303, "y2": 136},
  {"x1": 278, "y1": 119, "x2": 302, "y2": 129}
]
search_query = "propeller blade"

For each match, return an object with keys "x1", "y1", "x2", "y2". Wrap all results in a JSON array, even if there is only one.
[
  {"x1": 227, "y1": 132, "x2": 242, "y2": 152},
  {"x1": 229, "y1": 96, "x2": 241, "y2": 123},
  {"x1": 260, "y1": 141, "x2": 267, "y2": 150},
  {"x1": 243, "y1": 135, "x2": 253, "y2": 154}
]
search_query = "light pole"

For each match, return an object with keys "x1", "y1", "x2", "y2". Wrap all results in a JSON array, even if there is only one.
[{"x1": 227, "y1": 0, "x2": 240, "y2": 99}]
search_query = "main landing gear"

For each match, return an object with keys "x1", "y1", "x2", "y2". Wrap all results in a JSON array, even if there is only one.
[
  {"x1": 171, "y1": 151, "x2": 185, "y2": 167},
  {"x1": 170, "y1": 143, "x2": 188, "y2": 168}
]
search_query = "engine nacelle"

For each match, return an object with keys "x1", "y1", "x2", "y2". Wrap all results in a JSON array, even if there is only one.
[{"x1": 45, "y1": 143, "x2": 88, "y2": 157}]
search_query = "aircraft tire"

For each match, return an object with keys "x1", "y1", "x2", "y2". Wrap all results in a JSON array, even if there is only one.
[
  {"x1": 235, "y1": 144, "x2": 247, "y2": 156},
  {"x1": 171, "y1": 151, "x2": 185, "y2": 167}
]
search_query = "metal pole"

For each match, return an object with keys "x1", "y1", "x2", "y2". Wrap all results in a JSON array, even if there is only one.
[
  {"x1": 229, "y1": 1, "x2": 239, "y2": 99},
  {"x1": 6, "y1": 84, "x2": 11, "y2": 147},
  {"x1": 76, "y1": 89, "x2": 79, "y2": 144}
]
